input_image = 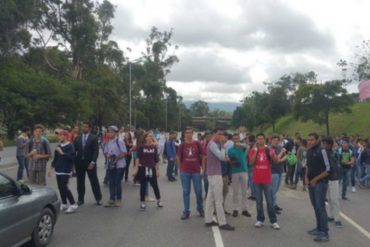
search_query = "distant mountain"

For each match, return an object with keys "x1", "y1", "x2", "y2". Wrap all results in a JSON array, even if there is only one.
[{"x1": 184, "y1": 101, "x2": 240, "y2": 113}]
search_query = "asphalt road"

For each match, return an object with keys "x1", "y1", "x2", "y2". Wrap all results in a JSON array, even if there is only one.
[{"x1": 1, "y1": 152, "x2": 370, "y2": 247}]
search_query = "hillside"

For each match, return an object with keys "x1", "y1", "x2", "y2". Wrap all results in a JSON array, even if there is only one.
[{"x1": 263, "y1": 102, "x2": 370, "y2": 137}]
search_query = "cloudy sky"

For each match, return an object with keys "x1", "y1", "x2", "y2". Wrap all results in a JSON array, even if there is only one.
[{"x1": 109, "y1": 0, "x2": 370, "y2": 103}]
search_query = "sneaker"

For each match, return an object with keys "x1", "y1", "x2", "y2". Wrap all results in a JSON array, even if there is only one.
[
  {"x1": 219, "y1": 224, "x2": 235, "y2": 231},
  {"x1": 114, "y1": 201, "x2": 122, "y2": 207},
  {"x1": 242, "y1": 210, "x2": 252, "y2": 217},
  {"x1": 342, "y1": 196, "x2": 349, "y2": 200},
  {"x1": 77, "y1": 201, "x2": 84, "y2": 206},
  {"x1": 335, "y1": 221, "x2": 344, "y2": 228},
  {"x1": 65, "y1": 204, "x2": 78, "y2": 214},
  {"x1": 254, "y1": 221, "x2": 264, "y2": 228},
  {"x1": 60, "y1": 204, "x2": 68, "y2": 211},
  {"x1": 140, "y1": 203, "x2": 146, "y2": 211},
  {"x1": 181, "y1": 212, "x2": 190, "y2": 220},
  {"x1": 198, "y1": 209, "x2": 205, "y2": 218},
  {"x1": 96, "y1": 200, "x2": 102, "y2": 206},
  {"x1": 157, "y1": 200, "x2": 164, "y2": 208},
  {"x1": 307, "y1": 228, "x2": 320, "y2": 236},
  {"x1": 17, "y1": 179, "x2": 25, "y2": 184},
  {"x1": 275, "y1": 209, "x2": 281, "y2": 215},
  {"x1": 104, "y1": 200, "x2": 115, "y2": 207},
  {"x1": 314, "y1": 234, "x2": 329, "y2": 242},
  {"x1": 327, "y1": 217, "x2": 334, "y2": 222},
  {"x1": 205, "y1": 221, "x2": 218, "y2": 227},
  {"x1": 352, "y1": 187, "x2": 356, "y2": 193},
  {"x1": 271, "y1": 222, "x2": 280, "y2": 230},
  {"x1": 274, "y1": 205, "x2": 283, "y2": 211},
  {"x1": 232, "y1": 210, "x2": 238, "y2": 217},
  {"x1": 248, "y1": 196, "x2": 256, "y2": 201}
]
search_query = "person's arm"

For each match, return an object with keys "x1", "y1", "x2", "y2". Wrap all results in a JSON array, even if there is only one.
[
  {"x1": 309, "y1": 149, "x2": 330, "y2": 186},
  {"x1": 91, "y1": 136, "x2": 99, "y2": 164},
  {"x1": 249, "y1": 146, "x2": 258, "y2": 166},
  {"x1": 209, "y1": 142, "x2": 226, "y2": 161},
  {"x1": 36, "y1": 141, "x2": 52, "y2": 160},
  {"x1": 116, "y1": 141, "x2": 128, "y2": 160}
]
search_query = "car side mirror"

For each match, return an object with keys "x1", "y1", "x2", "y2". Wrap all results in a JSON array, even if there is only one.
[{"x1": 18, "y1": 183, "x2": 32, "y2": 196}]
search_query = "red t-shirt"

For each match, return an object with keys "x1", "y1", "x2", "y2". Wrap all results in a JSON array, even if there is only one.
[
  {"x1": 248, "y1": 147, "x2": 276, "y2": 184},
  {"x1": 177, "y1": 141, "x2": 204, "y2": 173}
]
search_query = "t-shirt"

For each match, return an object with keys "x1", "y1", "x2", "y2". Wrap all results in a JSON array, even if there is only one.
[
  {"x1": 103, "y1": 138, "x2": 127, "y2": 168},
  {"x1": 339, "y1": 148, "x2": 354, "y2": 168},
  {"x1": 137, "y1": 144, "x2": 159, "y2": 168},
  {"x1": 177, "y1": 141, "x2": 204, "y2": 173},
  {"x1": 16, "y1": 134, "x2": 29, "y2": 157},
  {"x1": 271, "y1": 146, "x2": 284, "y2": 174},
  {"x1": 248, "y1": 147, "x2": 276, "y2": 184},
  {"x1": 228, "y1": 145, "x2": 248, "y2": 174}
]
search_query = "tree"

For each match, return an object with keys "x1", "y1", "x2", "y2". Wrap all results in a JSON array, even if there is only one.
[
  {"x1": 190, "y1": 100, "x2": 209, "y2": 117},
  {"x1": 294, "y1": 80, "x2": 354, "y2": 135}
]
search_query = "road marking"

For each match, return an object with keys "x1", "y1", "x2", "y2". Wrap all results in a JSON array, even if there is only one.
[
  {"x1": 211, "y1": 216, "x2": 225, "y2": 247},
  {"x1": 340, "y1": 212, "x2": 370, "y2": 239},
  {"x1": 0, "y1": 165, "x2": 17, "y2": 172}
]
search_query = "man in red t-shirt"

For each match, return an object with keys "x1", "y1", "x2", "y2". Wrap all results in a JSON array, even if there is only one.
[
  {"x1": 249, "y1": 133, "x2": 285, "y2": 230},
  {"x1": 177, "y1": 127, "x2": 205, "y2": 220}
]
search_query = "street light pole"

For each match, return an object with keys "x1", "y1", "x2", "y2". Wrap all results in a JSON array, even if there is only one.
[{"x1": 129, "y1": 61, "x2": 132, "y2": 130}]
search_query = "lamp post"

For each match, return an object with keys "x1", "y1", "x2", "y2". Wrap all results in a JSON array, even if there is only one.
[{"x1": 164, "y1": 92, "x2": 169, "y2": 131}]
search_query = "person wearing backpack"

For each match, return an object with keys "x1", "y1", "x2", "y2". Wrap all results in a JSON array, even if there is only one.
[
  {"x1": 305, "y1": 133, "x2": 331, "y2": 242},
  {"x1": 248, "y1": 133, "x2": 286, "y2": 230},
  {"x1": 292, "y1": 139, "x2": 308, "y2": 190},
  {"x1": 26, "y1": 124, "x2": 51, "y2": 185},
  {"x1": 285, "y1": 139, "x2": 298, "y2": 186},
  {"x1": 322, "y1": 137, "x2": 343, "y2": 228},
  {"x1": 165, "y1": 131, "x2": 177, "y2": 182},
  {"x1": 177, "y1": 127, "x2": 205, "y2": 220},
  {"x1": 103, "y1": 126, "x2": 127, "y2": 207},
  {"x1": 337, "y1": 138, "x2": 355, "y2": 200},
  {"x1": 359, "y1": 142, "x2": 370, "y2": 187}
]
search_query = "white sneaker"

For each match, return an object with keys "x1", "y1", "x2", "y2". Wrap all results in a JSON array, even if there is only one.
[
  {"x1": 140, "y1": 203, "x2": 146, "y2": 211},
  {"x1": 352, "y1": 187, "x2": 356, "y2": 193},
  {"x1": 60, "y1": 204, "x2": 68, "y2": 211},
  {"x1": 254, "y1": 221, "x2": 264, "y2": 228},
  {"x1": 271, "y1": 222, "x2": 281, "y2": 230},
  {"x1": 65, "y1": 204, "x2": 78, "y2": 214}
]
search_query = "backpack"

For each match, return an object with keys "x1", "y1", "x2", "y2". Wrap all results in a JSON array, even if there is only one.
[
  {"x1": 327, "y1": 150, "x2": 339, "y2": 180},
  {"x1": 179, "y1": 141, "x2": 202, "y2": 163},
  {"x1": 163, "y1": 141, "x2": 168, "y2": 157},
  {"x1": 29, "y1": 137, "x2": 49, "y2": 154},
  {"x1": 287, "y1": 153, "x2": 298, "y2": 166}
]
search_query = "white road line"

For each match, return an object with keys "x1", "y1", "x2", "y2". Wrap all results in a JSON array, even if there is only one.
[
  {"x1": 340, "y1": 212, "x2": 370, "y2": 239},
  {"x1": 212, "y1": 216, "x2": 225, "y2": 247},
  {"x1": 0, "y1": 165, "x2": 17, "y2": 172},
  {"x1": 212, "y1": 226, "x2": 225, "y2": 247}
]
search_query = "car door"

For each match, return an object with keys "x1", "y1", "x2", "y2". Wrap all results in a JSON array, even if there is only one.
[{"x1": 0, "y1": 174, "x2": 37, "y2": 247}]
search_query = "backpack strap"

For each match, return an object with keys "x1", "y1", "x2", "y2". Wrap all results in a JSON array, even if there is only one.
[{"x1": 265, "y1": 147, "x2": 272, "y2": 163}]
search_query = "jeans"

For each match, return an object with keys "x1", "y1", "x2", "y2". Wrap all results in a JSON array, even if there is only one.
[
  {"x1": 248, "y1": 170, "x2": 256, "y2": 197},
  {"x1": 122, "y1": 155, "x2": 132, "y2": 181},
  {"x1": 308, "y1": 181, "x2": 329, "y2": 235},
  {"x1": 254, "y1": 183, "x2": 277, "y2": 223},
  {"x1": 272, "y1": 173, "x2": 282, "y2": 207},
  {"x1": 294, "y1": 166, "x2": 306, "y2": 185},
  {"x1": 180, "y1": 172, "x2": 203, "y2": 214},
  {"x1": 285, "y1": 165, "x2": 296, "y2": 184},
  {"x1": 360, "y1": 164, "x2": 370, "y2": 186},
  {"x1": 108, "y1": 168, "x2": 124, "y2": 200},
  {"x1": 341, "y1": 168, "x2": 351, "y2": 198},
  {"x1": 351, "y1": 161, "x2": 362, "y2": 187},
  {"x1": 167, "y1": 159, "x2": 176, "y2": 179},
  {"x1": 16, "y1": 156, "x2": 29, "y2": 180}
]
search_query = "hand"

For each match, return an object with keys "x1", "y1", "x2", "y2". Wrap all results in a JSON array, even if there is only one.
[
  {"x1": 88, "y1": 162, "x2": 95, "y2": 170},
  {"x1": 47, "y1": 170, "x2": 52, "y2": 177},
  {"x1": 56, "y1": 147, "x2": 63, "y2": 155},
  {"x1": 281, "y1": 148, "x2": 287, "y2": 154},
  {"x1": 224, "y1": 157, "x2": 230, "y2": 162},
  {"x1": 309, "y1": 179, "x2": 317, "y2": 187}
]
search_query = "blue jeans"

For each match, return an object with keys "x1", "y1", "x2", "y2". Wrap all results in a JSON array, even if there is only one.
[
  {"x1": 360, "y1": 164, "x2": 370, "y2": 186},
  {"x1": 308, "y1": 181, "x2": 329, "y2": 235},
  {"x1": 180, "y1": 172, "x2": 203, "y2": 214},
  {"x1": 248, "y1": 170, "x2": 256, "y2": 197},
  {"x1": 16, "y1": 156, "x2": 29, "y2": 180},
  {"x1": 272, "y1": 173, "x2": 282, "y2": 207},
  {"x1": 341, "y1": 168, "x2": 351, "y2": 198},
  {"x1": 254, "y1": 183, "x2": 277, "y2": 223},
  {"x1": 108, "y1": 168, "x2": 124, "y2": 200}
]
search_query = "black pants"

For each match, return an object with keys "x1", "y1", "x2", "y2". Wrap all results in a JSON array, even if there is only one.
[
  {"x1": 122, "y1": 155, "x2": 132, "y2": 181},
  {"x1": 286, "y1": 165, "x2": 296, "y2": 185},
  {"x1": 76, "y1": 163, "x2": 102, "y2": 203},
  {"x1": 139, "y1": 166, "x2": 161, "y2": 202},
  {"x1": 56, "y1": 175, "x2": 75, "y2": 205}
]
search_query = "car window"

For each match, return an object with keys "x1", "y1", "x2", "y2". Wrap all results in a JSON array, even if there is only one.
[{"x1": 0, "y1": 174, "x2": 17, "y2": 198}]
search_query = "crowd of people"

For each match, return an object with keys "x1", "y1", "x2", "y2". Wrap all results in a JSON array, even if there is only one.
[{"x1": 11, "y1": 123, "x2": 370, "y2": 242}]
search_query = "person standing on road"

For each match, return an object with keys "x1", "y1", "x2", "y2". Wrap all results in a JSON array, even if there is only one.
[
  {"x1": 322, "y1": 137, "x2": 343, "y2": 228},
  {"x1": 249, "y1": 133, "x2": 285, "y2": 230},
  {"x1": 26, "y1": 124, "x2": 51, "y2": 185},
  {"x1": 165, "y1": 131, "x2": 178, "y2": 182},
  {"x1": 48, "y1": 129, "x2": 78, "y2": 214},
  {"x1": 305, "y1": 133, "x2": 331, "y2": 242},
  {"x1": 204, "y1": 128, "x2": 235, "y2": 231},
  {"x1": 103, "y1": 126, "x2": 127, "y2": 207},
  {"x1": 135, "y1": 132, "x2": 163, "y2": 210},
  {"x1": 337, "y1": 138, "x2": 355, "y2": 200},
  {"x1": 122, "y1": 131, "x2": 133, "y2": 182},
  {"x1": 228, "y1": 133, "x2": 252, "y2": 218},
  {"x1": 177, "y1": 127, "x2": 205, "y2": 220},
  {"x1": 16, "y1": 127, "x2": 30, "y2": 182},
  {"x1": 74, "y1": 122, "x2": 102, "y2": 206}
]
